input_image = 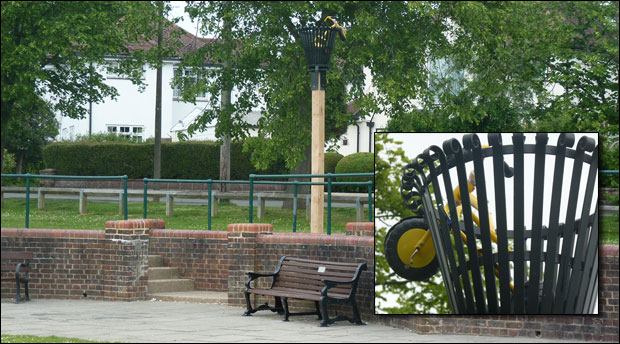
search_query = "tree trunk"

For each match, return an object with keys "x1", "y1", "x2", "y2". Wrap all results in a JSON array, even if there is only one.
[
  {"x1": 15, "y1": 150, "x2": 24, "y2": 175},
  {"x1": 219, "y1": 10, "x2": 232, "y2": 192}
]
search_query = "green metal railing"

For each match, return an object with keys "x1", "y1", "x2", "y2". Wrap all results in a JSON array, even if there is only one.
[
  {"x1": 249, "y1": 173, "x2": 374, "y2": 235},
  {"x1": 0, "y1": 174, "x2": 128, "y2": 228},
  {"x1": 143, "y1": 173, "x2": 374, "y2": 234},
  {"x1": 142, "y1": 178, "x2": 250, "y2": 231},
  {"x1": 601, "y1": 170, "x2": 619, "y2": 175}
]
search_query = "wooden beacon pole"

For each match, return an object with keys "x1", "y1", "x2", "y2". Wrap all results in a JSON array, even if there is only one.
[{"x1": 311, "y1": 71, "x2": 325, "y2": 234}]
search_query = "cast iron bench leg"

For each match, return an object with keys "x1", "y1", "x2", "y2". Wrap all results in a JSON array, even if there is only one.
[
  {"x1": 283, "y1": 298, "x2": 290, "y2": 322},
  {"x1": 15, "y1": 274, "x2": 21, "y2": 304},
  {"x1": 243, "y1": 291, "x2": 254, "y2": 316},
  {"x1": 319, "y1": 296, "x2": 330, "y2": 327},
  {"x1": 315, "y1": 301, "x2": 322, "y2": 320},
  {"x1": 352, "y1": 299, "x2": 365, "y2": 325}
]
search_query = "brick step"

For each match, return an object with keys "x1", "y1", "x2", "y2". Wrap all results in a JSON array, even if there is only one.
[
  {"x1": 148, "y1": 267, "x2": 180, "y2": 280},
  {"x1": 148, "y1": 279, "x2": 195, "y2": 293},
  {"x1": 148, "y1": 255, "x2": 164, "y2": 267},
  {"x1": 147, "y1": 291, "x2": 227, "y2": 304}
]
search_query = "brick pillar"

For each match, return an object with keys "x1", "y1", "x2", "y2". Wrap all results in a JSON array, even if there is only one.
[
  {"x1": 103, "y1": 219, "x2": 165, "y2": 301},
  {"x1": 227, "y1": 223, "x2": 273, "y2": 307},
  {"x1": 346, "y1": 222, "x2": 374, "y2": 237}
]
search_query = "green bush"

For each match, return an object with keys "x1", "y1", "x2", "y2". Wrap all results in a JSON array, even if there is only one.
[
  {"x1": 42, "y1": 141, "x2": 287, "y2": 180},
  {"x1": 325, "y1": 152, "x2": 344, "y2": 174},
  {"x1": 2, "y1": 150, "x2": 16, "y2": 174},
  {"x1": 334, "y1": 152, "x2": 374, "y2": 193}
]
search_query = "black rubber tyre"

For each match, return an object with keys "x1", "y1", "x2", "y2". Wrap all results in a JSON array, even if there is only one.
[{"x1": 384, "y1": 217, "x2": 440, "y2": 281}]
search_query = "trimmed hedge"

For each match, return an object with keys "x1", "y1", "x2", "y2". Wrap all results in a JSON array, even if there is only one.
[
  {"x1": 334, "y1": 152, "x2": 374, "y2": 193},
  {"x1": 42, "y1": 141, "x2": 286, "y2": 180},
  {"x1": 325, "y1": 152, "x2": 344, "y2": 174}
]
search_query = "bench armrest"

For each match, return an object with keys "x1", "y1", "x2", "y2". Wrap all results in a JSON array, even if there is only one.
[
  {"x1": 245, "y1": 272, "x2": 278, "y2": 289},
  {"x1": 320, "y1": 278, "x2": 356, "y2": 297}
]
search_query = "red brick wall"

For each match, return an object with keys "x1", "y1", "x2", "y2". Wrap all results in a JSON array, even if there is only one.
[
  {"x1": 149, "y1": 229, "x2": 228, "y2": 291},
  {"x1": 375, "y1": 244, "x2": 619, "y2": 342},
  {"x1": 1, "y1": 228, "x2": 106, "y2": 300},
  {"x1": 1, "y1": 220, "x2": 158, "y2": 301}
]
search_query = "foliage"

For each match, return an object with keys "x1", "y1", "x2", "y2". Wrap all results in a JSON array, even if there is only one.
[
  {"x1": 325, "y1": 152, "x2": 344, "y2": 174},
  {"x1": 62, "y1": 132, "x2": 144, "y2": 143},
  {"x1": 41, "y1": 141, "x2": 287, "y2": 179},
  {"x1": 3, "y1": 95, "x2": 58, "y2": 174},
  {"x1": 334, "y1": 152, "x2": 373, "y2": 192},
  {"x1": 2, "y1": 150, "x2": 16, "y2": 174},
  {"x1": 374, "y1": 133, "x2": 450, "y2": 314},
  {"x1": 179, "y1": 2, "x2": 355, "y2": 171}
]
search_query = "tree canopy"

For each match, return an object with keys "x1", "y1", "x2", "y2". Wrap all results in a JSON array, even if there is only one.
[{"x1": 176, "y1": 1, "x2": 617, "y2": 171}]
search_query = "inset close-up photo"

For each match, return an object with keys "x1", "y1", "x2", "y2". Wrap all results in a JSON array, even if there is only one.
[{"x1": 375, "y1": 132, "x2": 601, "y2": 315}]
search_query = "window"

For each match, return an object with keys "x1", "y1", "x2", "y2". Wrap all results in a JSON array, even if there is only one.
[
  {"x1": 107, "y1": 125, "x2": 144, "y2": 142},
  {"x1": 107, "y1": 61, "x2": 129, "y2": 79},
  {"x1": 173, "y1": 68, "x2": 206, "y2": 99},
  {"x1": 107, "y1": 61, "x2": 144, "y2": 80}
]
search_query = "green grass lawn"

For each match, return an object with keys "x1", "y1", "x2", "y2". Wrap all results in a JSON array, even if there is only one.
[
  {"x1": 1, "y1": 334, "x2": 113, "y2": 343},
  {"x1": 0, "y1": 198, "x2": 363, "y2": 234},
  {"x1": 600, "y1": 213, "x2": 619, "y2": 245}
]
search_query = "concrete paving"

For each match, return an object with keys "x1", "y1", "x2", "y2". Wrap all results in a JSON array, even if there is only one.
[{"x1": 1, "y1": 298, "x2": 587, "y2": 343}]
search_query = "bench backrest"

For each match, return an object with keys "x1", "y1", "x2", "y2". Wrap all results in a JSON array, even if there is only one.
[{"x1": 272, "y1": 257, "x2": 366, "y2": 298}]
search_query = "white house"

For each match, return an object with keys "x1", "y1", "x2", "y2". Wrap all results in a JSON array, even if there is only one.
[{"x1": 52, "y1": 23, "x2": 262, "y2": 143}]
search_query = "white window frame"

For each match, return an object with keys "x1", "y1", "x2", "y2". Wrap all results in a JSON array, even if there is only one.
[
  {"x1": 173, "y1": 68, "x2": 207, "y2": 100},
  {"x1": 107, "y1": 124, "x2": 144, "y2": 142}
]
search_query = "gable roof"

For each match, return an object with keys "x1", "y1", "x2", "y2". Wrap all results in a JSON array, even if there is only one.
[{"x1": 123, "y1": 21, "x2": 217, "y2": 60}]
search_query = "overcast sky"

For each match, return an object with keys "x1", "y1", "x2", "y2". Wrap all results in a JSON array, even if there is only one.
[{"x1": 168, "y1": 2, "x2": 208, "y2": 38}]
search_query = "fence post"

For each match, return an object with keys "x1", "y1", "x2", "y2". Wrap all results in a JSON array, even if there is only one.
[
  {"x1": 79, "y1": 189, "x2": 87, "y2": 215},
  {"x1": 143, "y1": 178, "x2": 148, "y2": 219},
  {"x1": 122, "y1": 175, "x2": 128, "y2": 220},
  {"x1": 293, "y1": 182, "x2": 298, "y2": 233},
  {"x1": 37, "y1": 188, "x2": 45, "y2": 210},
  {"x1": 368, "y1": 182, "x2": 373, "y2": 222},
  {"x1": 249, "y1": 174, "x2": 254, "y2": 223},
  {"x1": 25, "y1": 174, "x2": 30, "y2": 229},
  {"x1": 208, "y1": 180, "x2": 212, "y2": 230},
  {"x1": 327, "y1": 173, "x2": 332, "y2": 235}
]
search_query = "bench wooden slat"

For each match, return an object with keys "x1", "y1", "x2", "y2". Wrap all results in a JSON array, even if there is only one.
[
  {"x1": 279, "y1": 265, "x2": 357, "y2": 279},
  {"x1": 284, "y1": 257, "x2": 362, "y2": 268},
  {"x1": 244, "y1": 256, "x2": 367, "y2": 326}
]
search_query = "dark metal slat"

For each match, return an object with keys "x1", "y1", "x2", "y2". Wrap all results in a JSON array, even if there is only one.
[
  {"x1": 488, "y1": 134, "x2": 511, "y2": 313},
  {"x1": 564, "y1": 146, "x2": 598, "y2": 313},
  {"x1": 445, "y1": 138, "x2": 487, "y2": 314},
  {"x1": 512, "y1": 133, "x2": 526, "y2": 313},
  {"x1": 464, "y1": 134, "x2": 498, "y2": 313},
  {"x1": 540, "y1": 133, "x2": 574, "y2": 313},
  {"x1": 425, "y1": 146, "x2": 467, "y2": 313},
  {"x1": 575, "y1": 206, "x2": 598, "y2": 313},
  {"x1": 552, "y1": 136, "x2": 594, "y2": 313},
  {"x1": 527, "y1": 133, "x2": 548, "y2": 314}
]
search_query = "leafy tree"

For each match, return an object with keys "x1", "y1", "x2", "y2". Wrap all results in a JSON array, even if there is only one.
[
  {"x1": 178, "y1": 2, "x2": 354, "y2": 172},
  {"x1": 4, "y1": 97, "x2": 59, "y2": 174},
  {"x1": 1, "y1": 1, "x2": 153, "y2": 172},
  {"x1": 374, "y1": 133, "x2": 449, "y2": 314}
]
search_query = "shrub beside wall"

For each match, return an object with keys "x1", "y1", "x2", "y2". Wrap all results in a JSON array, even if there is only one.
[{"x1": 42, "y1": 141, "x2": 287, "y2": 179}]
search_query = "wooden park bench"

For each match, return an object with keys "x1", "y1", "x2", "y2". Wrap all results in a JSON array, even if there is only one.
[
  {"x1": 1, "y1": 251, "x2": 33, "y2": 303},
  {"x1": 243, "y1": 256, "x2": 367, "y2": 327}
]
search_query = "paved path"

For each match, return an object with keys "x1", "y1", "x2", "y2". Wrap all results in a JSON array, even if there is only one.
[{"x1": 1, "y1": 299, "x2": 586, "y2": 343}]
